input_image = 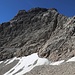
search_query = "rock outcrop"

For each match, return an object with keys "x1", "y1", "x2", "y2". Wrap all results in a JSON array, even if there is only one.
[{"x1": 0, "y1": 7, "x2": 75, "y2": 61}]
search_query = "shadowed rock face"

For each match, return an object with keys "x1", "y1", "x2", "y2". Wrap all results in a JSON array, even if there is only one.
[{"x1": 0, "y1": 7, "x2": 75, "y2": 61}]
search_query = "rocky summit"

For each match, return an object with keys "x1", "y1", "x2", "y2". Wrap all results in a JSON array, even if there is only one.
[{"x1": 0, "y1": 7, "x2": 75, "y2": 62}]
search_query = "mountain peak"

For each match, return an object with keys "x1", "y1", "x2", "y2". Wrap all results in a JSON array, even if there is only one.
[
  {"x1": 0, "y1": 7, "x2": 75, "y2": 62},
  {"x1": 27, "y1": 7, "x2": 48, "y2": 13}
]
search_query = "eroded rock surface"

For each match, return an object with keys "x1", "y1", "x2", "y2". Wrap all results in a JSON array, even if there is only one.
[{"x1": 0, "y1": 7, "x2": 75, "y2": 61}]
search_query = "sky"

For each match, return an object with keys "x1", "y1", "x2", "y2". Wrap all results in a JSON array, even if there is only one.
[{"x1": 0, "y1": 0, "x2": 75, "y2": 23}]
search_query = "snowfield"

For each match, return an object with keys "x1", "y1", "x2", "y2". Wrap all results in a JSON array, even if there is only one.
[
  {"x1": 3, "y1": 53, "x2": 50, "y2": 75},
  {"x1": 0, "y1": 53, "x2": 75, "y2": 75}
]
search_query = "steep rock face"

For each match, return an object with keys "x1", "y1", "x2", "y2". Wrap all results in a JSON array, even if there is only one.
[
  {"x1": 38, "y1": 16, "x2": 75, "y2": 61},
  {"x1": 0, "y1": 7, "x2": 75, "y2": 61}
]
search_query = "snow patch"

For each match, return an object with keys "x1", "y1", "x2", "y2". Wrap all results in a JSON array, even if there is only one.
[
  {"x1": 43, "y1": 13, "x2": 49, "y2": 17},
  {"x1": 50, "y1": 60, "x2": 64, "y2": 65},
  {"x1": 0, "y1": 61, "x2": 3, "y2": 64},
  {"x1": 4, "y1": 53, "x2": 50, "y2": 75},
  {"x1": 66, "y1": 57, "x2": 75, "y2": 62},
  {"x1": 5, "y1": 53, "x2": 75, "y2": 75},
  {"x1": 4, "y1": 54, "x2": 75, "y2": 75},
  {"x1": 36, "y1": 58, "x2": 50, "y2": 65},
  {"x1": 4, "y1": 60, "x2": 10, "y2": 64}
]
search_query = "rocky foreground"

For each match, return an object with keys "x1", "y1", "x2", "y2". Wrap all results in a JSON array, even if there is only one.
[
  {"x1": 25, "y1": 62, "x2": 75, "y2": 75},
  {"x1": 0, "y1": 53, "x2": 75, "y2": 75}
]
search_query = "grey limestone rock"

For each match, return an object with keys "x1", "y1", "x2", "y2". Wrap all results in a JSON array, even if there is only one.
[{"x1": 0, "y1": 7, "x2": 75, "y2": 61}]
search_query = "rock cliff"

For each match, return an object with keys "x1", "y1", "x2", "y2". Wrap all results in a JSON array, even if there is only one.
[{"x1": 0, "y1": 7, "x2": 75, "y2": 61}]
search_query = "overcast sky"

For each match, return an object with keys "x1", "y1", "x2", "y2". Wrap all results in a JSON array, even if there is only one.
[{"x1": 0, "y1": 0, "x2": 75, "y2": 23}]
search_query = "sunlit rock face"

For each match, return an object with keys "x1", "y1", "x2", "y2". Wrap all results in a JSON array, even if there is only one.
[{"x1": 0, "y1": 7, "x2": 75, "y2": 62}]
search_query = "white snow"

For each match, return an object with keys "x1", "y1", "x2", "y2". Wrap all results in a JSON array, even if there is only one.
[
  {"x1": 4, "y1": 53, "x2": 75, "y2": 75},
  {"x1": 4, "y1": 59, "x2": 10, "y2": 64},
  {"x1": 43, "y1": 13, "x2": 49, "y2": 17},
  {"x1": 4, "y1": 53, "x2": 50, "y2": 75},
  {"x1": 0, "y1": 61, "x2": 3, "y2": 64},
  {"x1": 50, "y1": 60, "x2": 64, "y2": 65},
  {"x1": 36, "y1": 58, "x2": 50, "y2": 65},
  {"x1": 66, "y1": 56, "x2": 75, "y2": 62}
]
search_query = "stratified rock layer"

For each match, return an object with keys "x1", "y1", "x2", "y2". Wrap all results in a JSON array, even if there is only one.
[{"x1": 0, "y1": 7, "x2": 75, "y2": 61}]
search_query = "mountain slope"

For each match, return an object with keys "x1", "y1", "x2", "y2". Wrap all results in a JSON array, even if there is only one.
[
  {"x1": 25, "y1": 62, "x2": 75, "y2": 75},
  {"x1": 0, "y1": 53, "x2": 75, "y2": 75},
  {"x1": 0, "y1": 7, "x2": 75, "y2": 62}
]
